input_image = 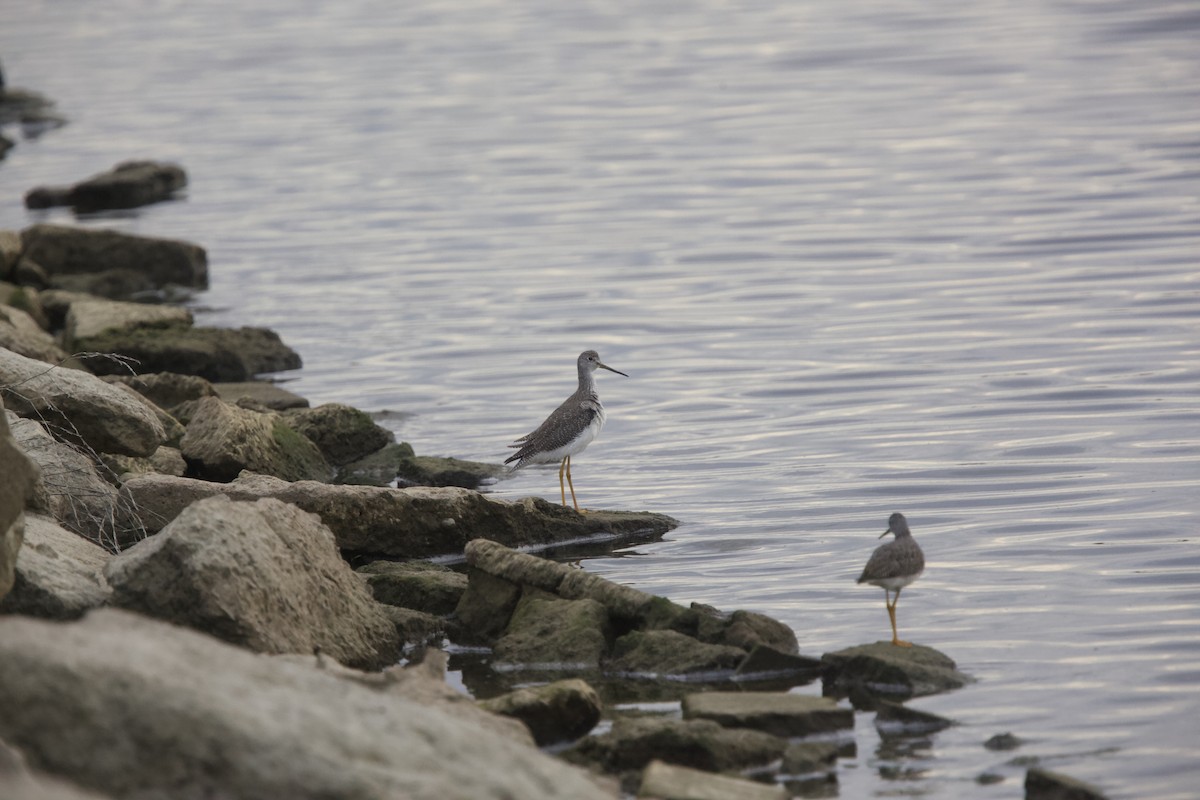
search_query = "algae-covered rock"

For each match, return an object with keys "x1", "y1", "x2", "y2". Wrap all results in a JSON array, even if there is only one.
[
  {"x1": 494, "y1": 592, "x2": 611, "y2": 670},
  {"x1": 180, "y1": 397, "x2": 331, "y2": 482},
  {"x1": 607, "y1": 629, "x2": 746, "y2": 678},
  {"x1": 336, "y1": 441, "x2": 415, "y2": 486},
  {"x1": 285, "y1": 403, "x2": 393, "y2": 466},
  {"x1": 396, "y1": 455, "x2": 504, "y2": 489},
  {"x1": 356, "y1": 560, "x2": 467, "y2": 615},
  {"x1": 478, "y1": 678, "x2": 603, "y2": 746},
  {"x1": 564, "y1": 716, "x2": 786, "y2": 773},
  {"x1": 821, "y1": 641, "x2": 972, "y2": 700}
]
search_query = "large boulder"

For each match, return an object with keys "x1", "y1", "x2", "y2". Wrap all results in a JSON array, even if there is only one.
[
  {"x1": 118, "y1": 473, "x2": 680, "y2": 557},
  {"x1": 179, "y1": 396, "x2": 331, "y2": 482},
  {"x1": 0, "y1": 347, "x2": 166, "y2": 457},
  {"x1": 24, "y1": 161, "x2": 187, "y2": 212},
  {"x1": 0, "y1": 514, "x2": 110, "y2": 618},
  {"x1": 0, "y1": 609, "x2": 616, "y2": 800},
  {"x1": 104, "y1": 495, "x2": 400, "y2": 670},
  {"x1": 17, "y1": 224, "x2": 207, "y2": 297},
  {"x1": 0, "y1": 402, "x2": 38, "y2": 600},
  {"x1": 76, "y1": 324, "x2": 302, "y2": 382}
]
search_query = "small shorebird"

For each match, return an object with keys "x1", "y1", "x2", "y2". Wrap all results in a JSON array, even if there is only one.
[
  {"x1": 857, "y1": 512, "x2": 925, "y2": 647},
  {"x1": 505, "y1": 350, "x2": 628, "y2": 513}
]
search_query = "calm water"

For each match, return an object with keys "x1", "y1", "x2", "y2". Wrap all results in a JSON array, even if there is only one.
[{"x1": 3, "y1": 1, "x2": 1199, "y2": 797}]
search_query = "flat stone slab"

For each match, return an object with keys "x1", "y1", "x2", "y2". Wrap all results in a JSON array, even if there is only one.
[
  {"x1": 873, "y1": 699, "x2": 954, "y2": 735},
  {"x1": 821, "y1": 642, "x2": 972, "y2": 700},
  {"x1": 682, "y1": 691, "x2": 852, "y2": 737},
  {"x1": 1025, "y1": 767, "x2": 1110, "y2": 800},
  {"x1": 640, "y1": 759, "x2": 787, "y2": 800}
]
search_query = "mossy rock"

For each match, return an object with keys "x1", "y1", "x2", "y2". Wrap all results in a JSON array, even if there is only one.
[
  {"x1": 356, "y1": 560, "x2": 467, "y2": 616},
  {"x1": 77, "y1": 324, "x2": 301, "y2": 382},
  {"x1": 395, "y1": 455, "x2": 504, "y2": 489}
]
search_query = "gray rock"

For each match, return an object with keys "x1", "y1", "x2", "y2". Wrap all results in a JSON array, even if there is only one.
[
  {"x1": 63, "y1": 295, "x2": 192, "y2": 345},
  {"x1": 396, "y1": 455, "x2": 505, "y2": 489},
  {"x1": 6, "y1": 412, "x2": 132, "y2": 547},
  {"x1": 0, "y1": 741, "x2": 113, "y2": 800},
  {"x1": 494, "y1": 592, "x2": 611, "y2": 670},
  {"x1": 821, "y1": 642, "x2": 973, "y2": 699},
  {"x1": 687, "y1": 605, "x2": 800, "y2": 656},
  {"x1": 76, "y1": 324, "x2": 302, "y2": 382},
  {"x1": 214, "y1": 380, "x2": 309, "y2": 409},
  {"x1": 781, "y1": 741, "x2": 838, "y2": 775},
  {"x1": 0, "y1": 304, "x2": 66, "y2": 363},
  {"x1": 180, "y1": 396, "x2": 331, "y2": 482},
  {"x1": 607, "y1": 629, "x2": 747, "y2": 678},
  {"x1": 100, "y1": 445, "x2": 187, "y2": 481},
  {"x1": 0, "y1": 403, "x2": 38, "y2": 600},
  {"x1": 0, "y1": 347, "x2": 166, "y2": 457},
  {"x1": 107, "y1": 371, "x2": 217, "y2": 415},
  {"x1": 284, "y1": 403, "x2": 393, "y2": 466},
  {"x1": 0, "y1": 232, "x2": 22, "y2": 276},
  {"x1": 24, "y1": 161, "x2": 186, "y2": 212},
  {"x1": 1025, "y1": 767, "x2": 1110, "y2": 800},
  {"x1": 564, "y1": 716, "x2": 786, "y2": 773},
  {"x1": 106, "y1": 382, "x2": 186, "y2": 444},
  {"x1": 18, "y1": 223, "x2": 207, "y2": 296},
  {"x1": 0, "y1": 281, "x2": 51, "y2": 329},
  {"x1": 104, "y1": 495, "x2": 400, "y2": 670},
  {"x1": 985, "y1": 732, "x2": 1025, "y2": 751},
  {"x1": 0, "y1": 609, "x2": 616, "y2": 800},
  {"x1": 682, "y1": 691, "x2": 852, "y2": 738},
  {"x1": 639, "y1": 759, "x2": 787, "y2": 800},
  {"x1": 357, "y1": 560, "x2": 468, "y2": 615},
  {"x1": 478, "y1": 678, "x2": 603, "y2": 746},
  {"x1": 119, "y1": 475, "x2": 678, "y2": 558},
  {"x1": 0, "y1": 514, "x2": 109, "y2": 618}
]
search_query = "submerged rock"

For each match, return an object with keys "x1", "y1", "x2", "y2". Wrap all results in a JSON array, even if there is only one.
[
  {"x1": 872, "y1": 699, "x2": 954, "y2": 735},
  {"x1": 24, "y1": 160, "x2": 187, "y2": 212},
  {"x1": 821, "y1": 641, "x2": 972, "y2": 700},
  {"x1": 781, "y1": 741, "x2": 839, "y2": 775},
  {"x1": 682, "y1": 691, "x2": 853, "y2": 738},
  {"x1": 104, "y1": 495, "x2": 400, "y2": 670},
  {"x1": 1025, "y1": 767, "x2": 1110, "y2": 800},
  {"x1": 479, "y1": 678, "x2": 603, "y2": 746},
  {"x1": 0, "y1": 609, "x2": 615, "y2": 800},
  {"x1": 639, "y1": 759, "x2": 787, "y2": 800}
]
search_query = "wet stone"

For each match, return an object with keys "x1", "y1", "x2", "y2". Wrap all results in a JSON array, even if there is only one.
[
  {"x1": 1025, "y1": 767, "x2": 1110, "y2": 800},
  {"x1": 873, "y1": 700, "x2": 954, "y2": 735},
  {"x1": 639, "y1": 759, "x2": 788, "y2": 800},
  {"x1": 821, "y1": 642, "x2": 972, "y2": 700}
]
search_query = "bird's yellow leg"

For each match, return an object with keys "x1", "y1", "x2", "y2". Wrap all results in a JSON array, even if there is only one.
[
  {"x1": 564, "y1": 455, "x2": 584, "y2": 513},
  {"x1": 888, "y1": 588, "x2": 913, "y2": 647},
  {"x1": 557, "y1": 457, "x2": 568, "y2": 507}
]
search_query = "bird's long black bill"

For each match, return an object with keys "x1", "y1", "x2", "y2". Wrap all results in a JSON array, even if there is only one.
[{"x1": 598, "y1": 362, "x2": 628, "y2": 377}]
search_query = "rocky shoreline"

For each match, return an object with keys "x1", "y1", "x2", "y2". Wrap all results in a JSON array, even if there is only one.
[{"x1": 0, "y1": 169, "x2": 1106, "y2": 799}]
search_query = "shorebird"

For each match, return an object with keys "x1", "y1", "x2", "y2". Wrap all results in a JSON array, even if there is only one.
[
  {"x1": 858, "y1": 512, "x2": 925, "y2": 647},
  {"x1": 505, "y1": 350, "x2": 628, "y2": 513}
]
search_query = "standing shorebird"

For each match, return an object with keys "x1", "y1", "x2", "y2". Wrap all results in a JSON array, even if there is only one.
[
  {"x1": 857, "y1": 512, "x2": 925, "y2": 647},
  {"x1": 505, "y1": 350, "x2": 628, "y2": 513}
]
